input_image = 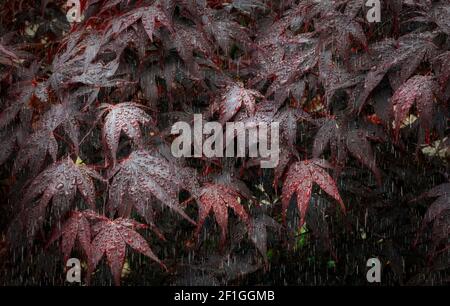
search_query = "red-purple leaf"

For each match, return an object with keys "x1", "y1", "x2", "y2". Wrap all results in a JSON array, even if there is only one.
[
  {"x1": 282, "y1": 159, "x2": 345, "y2": 228},
  {"x1": 47, "y1": 210, "x2": 92, "y2": 261},
  {"x1": 89, "y1": 216, "x2": 165, "y2": 285},
  {"x1": 109, "y1": 150, "x2": 196, "y2": 225},
  {"x1": 22, "y1": 158, "x2": 102, "y2": 212},
  {"x1": 100, "y1": 102, "x2": 155, "y2": 164},
  {"x1": 215, "y1": 82, "x2": 263, "y2": 124},
  {"x1": 195, "y1": 183, "x2": 251, "y2": 247},
  {"x1": 391, "y1": 75, "x2": 438, "y2": 141}
]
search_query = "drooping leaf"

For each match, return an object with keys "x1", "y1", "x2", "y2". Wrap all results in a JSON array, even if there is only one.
[
  {"x1": 214, "y1": 81, "x2": 263, "y2": 124},
  {"x1": 282, "y1": 159, "x2": 345, "y2": 228},
  {"x1": 104, "y1": 1, "x2": 172, "y2": 42},
  {"x1": 13, "y1": 103, "x2": 81, "y2": 174},
  {"x1": 13, "y1": 130, "x2": 58, "y2": 175},
  {"x1": 356, "y1": 33, "x2": 438, "y2": 112},
  {"x1": 391, "y1": 75, "x2": 438, "y2": 141},
  {"x1": 108, "y1": 150, "x2": 196, "y2": 225},
  {"x1": 100, "y1": 102, "x2": 155, "y2": 163},
  {"x1": 313, "y1": 117, "x2": 383, "y2": 185},
  {"x1": 418, "y1": 183, "x2": 450, "y2": 226},
  {"x1": 0, "y1": 62, "x2": 47, "y2": 129},
  {"x1": 195, "y1": 183, "x2": 251, "y2": 247},
  {"x1": 89, "y1": 216, "x2": 165, "y2": 285},
  {"x1": 15, "y1": 158, "x2": 102, "y2": 240},
  {"x1": 47, "y1": 210, "x2": 92, "y2": 261}
]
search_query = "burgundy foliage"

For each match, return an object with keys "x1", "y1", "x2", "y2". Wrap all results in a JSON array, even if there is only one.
[{"x1": 0, "y1": 0, "x2": 448, "y2": 285}]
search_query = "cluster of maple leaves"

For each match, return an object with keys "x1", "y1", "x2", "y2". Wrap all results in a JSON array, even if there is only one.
[{"x1": 0, "y1": 0, "x2": 448, "y2": 285}]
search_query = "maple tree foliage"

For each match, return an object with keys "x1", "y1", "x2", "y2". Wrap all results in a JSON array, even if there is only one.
[
  {"x1": 88, "y1": 215, "x2": 166, "y2": 285},
  {"x1": 282, "y1": 159, "x2": 345, "y2": 228},
  {"x1": 47, "y1": 210, "x2": 93, "y2": 261},
  {"x1": 194, "y1": 183, "x2": 251, "y2": 248},
  {"x1": 99, "y1": 102, "x2": 155, "y2": 164},
  {"x1": 108, "y1": 149, "x2": 196, "y2": 226},
  {"x1": 19, "y1": 157, "x2": 103, "y2": 231},
  {"x1": 312, "y1": 116, "x2": 384, "y2": 184},
  {"x1": 0, "y1": 0, "x2": 449, "y2": 285},
  {"x1": 414, "y1": 182, "x2": 450, "y2": 249},
  {"x1": 212, "y1": 81, "x2": 264, "y2": 124},
  {"x1": 391, "y1": 75, "x2": 439, "y2": 142}
]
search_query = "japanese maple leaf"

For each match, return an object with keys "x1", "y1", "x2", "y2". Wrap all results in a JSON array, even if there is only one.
[
  {"x1": 100, "y1": 102, "x2": 155, "y2": 164},
  {"x1": 40, "y1": 103, "x2": 80, "y2": 152},
  {"x1": 13, "y1": 129, "x2": 57, "y2": 175},
  {"x1": 317, "y1": 12, "x2": 367, "y2": 60},
  {"x1": 13, "y1": 103, "x2": 80, "y2": 174},
  {"x1": 318, "y1": 50, "x2": 365, "y2": 106},
  {"x1": 231, "y1": 210, "x2": 281, "y2": 264},
  {"x1": 413, "y1": 183, "x2": 450, "y2": 249},
  {"x1": 47, "y1": 210, "x2": 92, "y2": 261},
  {"x1": 215, "y1": 82, "x2": 263, "y2": 124},
  {"x1": 89, "y1": 216, "x2": 165, "y2": 285},
  {"x1": 417, "y1": 183, "x2": 450, "y2": 228},
  {"x1": 281, "y1": 159, "x2": 345, "y2": 228},
  {"x1": 171, "y1": 21, "x2": 213, "y2": 64},
  {"x1": 391, "y1": 75, "x2": 439, "y2": 142},
  {"x1": 252, "y1": 27, "x2": 318, "y2": 103},
  {"x1": 313, "y1": 118, "x2": 383, "y2": 185},
  {"x1": 16, "y1": 158, "x2": 102, "y2": 241},
  {"x1": 108, "y1": 150, "x2": 196, "y2": 225},
  {"x1": 0, "y1": 62, "x2": 48, "y2": 129},
  {"x1": 195, "y1": 183, "x2": 251, "y2": 247},
  {"x1": 238, "y1": 104, "x2": 311, "y2": 186},
  {"x1": 356, "y1": 33, "x2": 438, "y2": 112},
  {"x1": 51, "y1": 29, "x2": 132, "y2": 89},
  {"x1": 202, "y1": 10, "x2": 251, "y2": 54},
  {"x1": 104, "y1": 1, "x2": 172, "y2": 42},
  {"x1": 22, "y1": 158, "x2": 102, "y2": 216}
]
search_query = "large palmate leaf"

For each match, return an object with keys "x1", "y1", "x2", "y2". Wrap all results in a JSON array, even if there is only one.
[
  {"x1": 195, "y1": 183, "x2": 251, "y2": 247},
  {"x1": 214, "y1": 81, "x2": 263, "y2": 124},
  {"x1": 89, "y1": 215, "x2": 165, "y2": 285},
  {"x1": 313, "y1": 117, "x2": 384, "y2": 184},
  {"x1": 318, "y1": 50, "x2": 365, "y2": 106},
  {"x1": 103, "y1": 1, "x2": 173, "y2": 42},
  {"x1": 13, "y1": 103, "x2": 80, "y2": 174},
  {"x1": 317, "y1": 12, "x2": 367, "y2": 59},
  {"x1": 252, "y1": 22, "x2": 318, "y2": 104},
  {"x1": 108, "y1": 150, "x2": 196, "y2": 225},
  {"x1": 356, "y1": 33, "x2": 438, "y2": 112},
  {"x1": 13, "y1": 129, "x2": 58, "y2": 175},
  {"x1": 0, "y1": 62, "x2": 47, "y2": 129},
  {"x1": 16, "y1": 158, "x2": 102, "y2": 240},
  {"x1": 47, "y1": 210, "x2": 92, "y2": 261},
  {"x1": 22, "y1": 157, "x2": 102, "y2": 212},
  {"x1": 282, "y1": 159, "x2": 345, "y2": 228},
  {"x1": 202, "y1": 8, "x2": 252, "y2": 54},
  {"x1": 391, "y1": 75, "x2": 439, "y2": 141},
  {"x1": 100, "y1": 102, "x2": 155, "y2": 164}
]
